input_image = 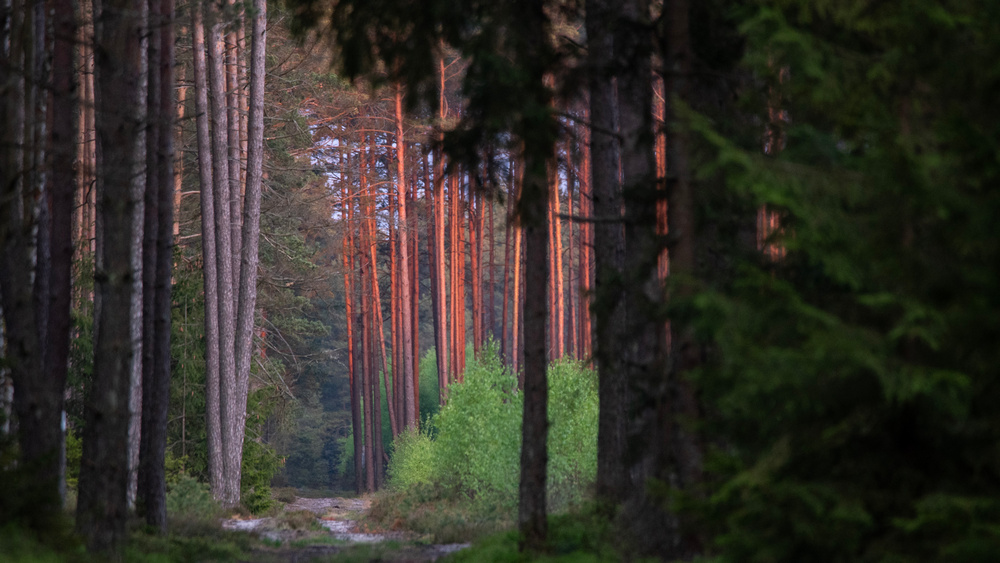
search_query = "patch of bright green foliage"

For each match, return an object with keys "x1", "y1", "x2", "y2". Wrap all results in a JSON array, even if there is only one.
[{"x1": 377, "y1": 342, "x2": 597, "y2": 541}]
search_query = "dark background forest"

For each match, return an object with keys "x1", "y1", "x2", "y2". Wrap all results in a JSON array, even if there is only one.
[{"x1": 2, "y1": 0, "x2": 1000, "y2": 561}]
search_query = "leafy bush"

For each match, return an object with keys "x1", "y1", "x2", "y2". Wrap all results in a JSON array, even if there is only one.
[
  {"x1": 546, "y1": 359, "x2": 598, "y2": 511},
  {"x1": 166, "y1": 473, "x2": 219, "y2": 524},
  {"x1": 380, "y1": 343, "x2": 598, "y2": 541}
]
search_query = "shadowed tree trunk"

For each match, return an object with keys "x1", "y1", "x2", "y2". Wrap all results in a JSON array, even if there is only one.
[
  {"x1": 587, "y1": 0, "x2": 628, "y2": 504},
  {"x1": 138, "y1": 0, "x2": 176, "y2": 531},
  {"x1": 76, "y1": 0, "x2": 144, "y2": 550}
]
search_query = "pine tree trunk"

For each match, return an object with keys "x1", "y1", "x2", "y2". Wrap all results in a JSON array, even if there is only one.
[
  {"x1": 191, "y1": 0, "x2": 224, "y2": 499},
  {"x1": 433, "y1": 57, "x2": 449, "y2": 403},
  {"x1": 662, "y1": 0, "x2": 703, "y2": 522},
  {"x1": 232, "y1": 0, "x2": 267, "y2": 508},
  {"x1": 77, "y1": 0, "x2": 144, "y2": 549},
  {"x1": 205, "y1": 0, "x2": 241, "y2": 506},
  {"x1": 138, "y1": 0, "x2": 176, "y2": 530},
  {"x1": 395, "y1": 85, "x2": 416, "y2": 429}
]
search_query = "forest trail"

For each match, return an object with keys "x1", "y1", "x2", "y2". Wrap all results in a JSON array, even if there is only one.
[{"x1": 223, "y1": 496, "x2": 470, "y2": 562}]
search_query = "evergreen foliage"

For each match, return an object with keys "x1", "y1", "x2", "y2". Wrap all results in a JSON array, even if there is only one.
[{"x1": 678, "y1": 2, "x2": 1000, "y2": 561}]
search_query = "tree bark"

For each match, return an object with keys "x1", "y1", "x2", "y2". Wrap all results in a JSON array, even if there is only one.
[
  {"x1": 138, "y1": 0, "x2": 175, "y2": 530},
  {"x1": 191, "y1": 0, "x2": 225, "y2": 499},
  {"x1": 395, "y1": 84, "x2": 416, "y2": 429},
  {"x1": 205, "y1": 0, "x2": 240, "y2": 506},
  {"x1": 76, "y1": 0, "x2": 144, "y2": 550},
  {"x1": 587, "y1": 0, "x2": 628, "y2": 504},
  {"x1": 231, "y1": 0, "x2": 268, "y2": 508}
]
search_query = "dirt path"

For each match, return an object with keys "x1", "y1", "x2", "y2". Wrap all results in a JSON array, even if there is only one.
[{"x1": 222, "y1": 496, "x2": 469, "y2": 562}]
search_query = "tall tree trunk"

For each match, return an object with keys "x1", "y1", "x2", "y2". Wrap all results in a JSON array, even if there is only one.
[
  {"x1": 191, "y1": 0, "x2": 224, "y2": 499},
  {"x1": 587, "y1": 0, "x2": 628, "y2": 504},
  {"x1": 206, "y1": 0, "x2": 240, "y2": 506},
  {"x1": 470, "y1": 188, "x2": 481, "y2": 357},
  {"x1": 0, "y1": 0, "x2": 66, "y2": 526},
  {"x1": 552, "y1": 164, "x2": 565, "y2": 359},
  {"x1": 395, "y1": 84, "x2": 416, "y2": 429},
  {"x1": 343, "y1": 155, "x2": 363, "y2": 494},
  {"x1": 619, "y1": 0, "x2": 664, "y2": 506},
  {"x1": 138, "y1": 0, "x2": 176, "y2": 530},
  {"x1": 518, "y1": 151, "x2": 551, "y2": 553},
  {"x1": 514, "y1": 0, "x2": 555, "y2": 548},
  {"x1": 662, "y1": 2, "x2": 703, "y2": 554},
  {"x1": 45, "y1": 0, "x2": 78, "y2": 506},
  {"x1": 433, "y1": 56, "x2": 449, "y2": 403},
  {"x1": 226, "y1": 0, "x2": 242, "y2": 287},
  {"x1": 231, "y1": 0, "x2": 267, "y2": 508},
  {"x1": 578, "y1": 113, "x2": 593, "y2": 362},
  {"x1": 390, "y1": 188, "x2": 401, "y2": 431},
  {"x1": 128, "y1": 0, "x2": 149, "y2": 512},
  {"x1": 566, "y1": 137, "x2": 578, "y2": 358},
  {"x1": 359, "y1": 243, "x2": 375, "y2": 492},
  {"x1": 410, "y1": 176, "x2": 420, "y2": 419},
  {"x1": 77, "y1": 0, "x2": 144, "y2": 550},
  {"x1": 500, "y1": 159, "x2": 514, "y2": 365}
]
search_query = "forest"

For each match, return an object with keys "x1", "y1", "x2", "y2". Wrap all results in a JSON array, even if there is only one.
[{"x1": 2, "y1": 0, "x2": 1000, "y2": 561}]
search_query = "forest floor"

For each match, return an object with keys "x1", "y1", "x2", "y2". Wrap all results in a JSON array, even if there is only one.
[{"x1": 221, "y1": 495, "x2": 470, "y2": 562}]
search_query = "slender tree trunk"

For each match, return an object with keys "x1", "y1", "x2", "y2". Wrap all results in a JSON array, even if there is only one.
[
  {"x1": 500, "y1": 159, "x2": 514, "y2": 364},
  {"x1": 77, "y1": 0, "x2": 144, "y2": 550},
  {"x1": 553, "y1": 164, "x2": 565, "y2": 359},
  {"x1": 511, "y1": 168, "x2": 523, "y2": 377},
  {"x1": 359, "y1": 244, "x2": 375, "y2": 492},
  {"x1": 433, "y1": 57, "x2": 449, "y2": 402},
  {"x1": 226, "y1": 0, "x2": 242, "y2": 286},
  {"x1": 395, "y1": 84, "x2": 416, "y2": 429},
  {"x1": 390, "y1": 189, "x2": 401, "y2": 431},
  {"x1": 138, "y1": 0, "x2": 175, "y2": 530},
  {"x1": 579, "y1": 114, "x2": 593, "y2": 362},
  {"x1": 566, "y1": 137, "x2": 578, "y2": 358},
  {"x1": 587, "y1": 0, "x2": 628, "y2": 504},
  {"x1": 662, "y1": 1, "x2": 704, "y2": 548},
  {"x1": 410, "y1": 179, "x2": 420, "y2": 418},
  {"x1": 45, "y1": 0, "x2": 78, "y2": 506},
  {"x1": 205, "y1": 0, "x2": 241, "y2": 506},
  {"x1": 231, "y1": 0, "x2": 267, "y2": 507},
  {"x1": 343, "y1": 156, "x2": 363, "y2": 494},
  {"x1": 470, "y1": 188, "x2": 481, "y2": 357},
  {"x1": 191, "y1": 0, "x2": 224, "y2": 499},
  {"x1": 127, "y1": 0, "x2": 149, "y2": 512}
]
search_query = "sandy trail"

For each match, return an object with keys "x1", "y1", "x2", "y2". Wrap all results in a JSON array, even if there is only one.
[{"x1": 222, "y1": 495, "x2": 469, "y2": 561}]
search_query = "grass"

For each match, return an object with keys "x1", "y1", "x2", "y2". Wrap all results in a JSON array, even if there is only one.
[
  {"x1": 365, "y1": 485, "x2": 514, "y2": 544},
  {"x1": 442, "y1": 510, "x2": 626, "y2": 563}
]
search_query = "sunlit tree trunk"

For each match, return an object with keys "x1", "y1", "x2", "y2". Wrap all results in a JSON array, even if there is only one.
[
  {"x1": 394, "y1": 84, "x2": 416, "y2": 429},
  {"x1": 432, "y1": 59, "x2": 449, "y2": 401}
]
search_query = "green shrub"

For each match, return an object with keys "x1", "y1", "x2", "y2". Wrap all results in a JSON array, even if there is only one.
[
  {"x1": 387, "y1": 428, "x2": 437, "y2": 490},
  {"x1": 546, "y1": 359, "x2": 598, "y2": 511},
  {"x1": 166, "y1": 473, "x2": 220, "y2": 524},
  {"x1": 381, "y1": 343, "x2": 599, "y2": 542}
]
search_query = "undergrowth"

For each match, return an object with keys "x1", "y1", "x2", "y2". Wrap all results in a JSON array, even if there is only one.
[{"x1": 370, "y1": 343, "x2": 598, "y2": 543}]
